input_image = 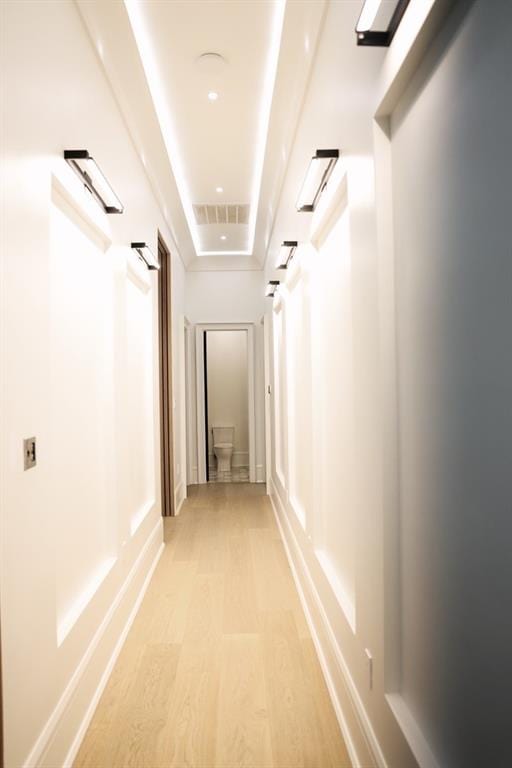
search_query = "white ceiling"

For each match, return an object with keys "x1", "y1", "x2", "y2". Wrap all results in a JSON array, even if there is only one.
[
  {"x1": 125, "y1": 0, "x2": 285, "y2": 257},
  {"x1": 77, "y1": 0, "x2": 326, "y2": 270}
]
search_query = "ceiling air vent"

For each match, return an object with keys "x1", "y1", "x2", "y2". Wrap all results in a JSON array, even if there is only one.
[{"x1": 193, "y1": 203, "x2": 249, "y2": 226}]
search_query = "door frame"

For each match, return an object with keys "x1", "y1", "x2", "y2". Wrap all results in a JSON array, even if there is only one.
[
  {"x1": 262, "y1": 314, "x2": 272, "y2": 495},
  {"x1": 184, "y1": 318, "x2": 197, "y2": 485},
  {"x1": 195, "y1": 322, "x2": 256, "y2": 484},
  {"x1": 157, "y1": 232, "x2": 174, "y2": 516}
]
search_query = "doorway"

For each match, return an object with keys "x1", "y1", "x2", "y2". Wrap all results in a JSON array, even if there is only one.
[
  {"x1": 157, "y1": 233, "x2": 174, "y2": 516},
  {"x1": 195, "y1": 323, "x2": 256, "y2": 484},
  {"x1": 204, "y1": 329, "x2": 249, "y2": 483}
]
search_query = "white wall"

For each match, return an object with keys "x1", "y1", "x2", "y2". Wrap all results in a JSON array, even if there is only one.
[
  {"x1": 186, "y1": 270, "x2": 265, "y2": 324},
  {"x1": 311, "y1": 209, "x2": 356, "y2": 627},
  {"x1": 0, "y1": 2, "x2": 185, "y2": 766},
  {"x1": 265, "y1": 3, "x2": 393, "y2": 766},
  {"x1": 206, "y1": 331, "x2": 249, "y2": 466},
  {"x1": 185, "y1": 270, "x2": 266, "y2": 483},
  {"x1": 266, "y1": 2, "x2": 512, "y2": 768},
  {"x1": 388, "y1": 0, "x2": 512, "y2": 765}
]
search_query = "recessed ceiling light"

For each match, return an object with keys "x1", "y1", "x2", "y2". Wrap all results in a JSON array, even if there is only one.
[
  {"x1": 220, "y1": 235, "x2": 227, "y2": 240},
  {"x1": 208, "y1": 91, "x2": 219, "y2": 101},
  {"x1": 216, "y1": 186, "x2": 223, "y2": 193}
]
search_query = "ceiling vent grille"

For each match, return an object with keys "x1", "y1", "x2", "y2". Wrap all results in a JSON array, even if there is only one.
[{"x1": 193, "y1": 203, "x2": 249, "y2": 226}]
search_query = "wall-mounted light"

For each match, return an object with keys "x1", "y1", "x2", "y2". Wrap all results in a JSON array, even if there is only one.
[
  {"x1": 265, "y1": 280, "x2": 280, "y2": 298},
  {"x1": 355, "y1": 0, "x2": 410, "y2": 47},
  {"x1": 296, "y1": 149, "x2": 339, "y2": 212},
  {"x1": 277, "y1": 241, "x2": 298, "y2": 270},
  {"x1": 64, "y1": 150, "x2": 123, "y2": 213},
  {"x1": 131, "y1": 242, "x2": 160, "y2": 270}
]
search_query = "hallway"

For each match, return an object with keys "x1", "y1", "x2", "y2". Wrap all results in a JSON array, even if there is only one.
[
  {"x1": 3, "y1": 0, "x2": 512, "y2": 765},
  {"x1": 74, "y1": 484, "x2": 351, "y2": 768}
]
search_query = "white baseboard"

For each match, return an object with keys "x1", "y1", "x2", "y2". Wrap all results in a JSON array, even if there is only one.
[
  {"x1": 24, "y1": 520, "x2": 164, "y2": 768},
  {"x1": 269, "y1": 478, "x2": 385, "y2": 768},
  {"x1": 256, "y1": 463, "x2": 265, "y2": 483}
]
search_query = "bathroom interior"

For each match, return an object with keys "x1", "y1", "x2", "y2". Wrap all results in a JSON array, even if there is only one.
[{"x1": 205, "y1": 329, "x2": 249, "y2": 483}]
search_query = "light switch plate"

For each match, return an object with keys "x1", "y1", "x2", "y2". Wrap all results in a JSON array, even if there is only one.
[{"x1": 23, "y1": 437, "x2": 37, "y2": 470}]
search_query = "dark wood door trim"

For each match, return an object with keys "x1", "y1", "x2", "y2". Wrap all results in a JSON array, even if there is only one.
[
  {"x1": 157, "y1": 233, "x2": 174, "y2": 517},
  {"x1": 0, "y1": 615, "x2": 3, "y2": 768},
  {"x1": 203, "y1": 331, "x2": 209, "y2": 482}
]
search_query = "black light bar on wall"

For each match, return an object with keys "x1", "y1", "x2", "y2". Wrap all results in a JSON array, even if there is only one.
[
  {"x1": 64, "y1": 150, "x2": 124, "y2": 213},
  {"x1": 131, "y1": 242, "x2": 160, "y2": 270},
  {"x1": 265, "y1": 280, "x2": 280, "y2": 298},
  {"x1": 355, "y1": 0, "x2": 411, "y2": 47},
  {"x1": 277, "y1": 241, "x2": 298, "y2": 270},
  {"x1": 296, "y1": 149, "x2": 339, "y2": 213}
]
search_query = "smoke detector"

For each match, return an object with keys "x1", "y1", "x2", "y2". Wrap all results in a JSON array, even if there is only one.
[{"x1": 196, "y1": 52, "x2": 228, "y2": 70}]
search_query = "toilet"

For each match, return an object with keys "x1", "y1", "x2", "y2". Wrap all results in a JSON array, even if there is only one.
[{"x1": 212, "y1": 426, "x2": 234, "y2": 473}]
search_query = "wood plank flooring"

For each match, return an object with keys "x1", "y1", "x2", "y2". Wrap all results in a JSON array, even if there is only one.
[{"x1": 74, "y1": 483, "x2": 351, "y2": 768}]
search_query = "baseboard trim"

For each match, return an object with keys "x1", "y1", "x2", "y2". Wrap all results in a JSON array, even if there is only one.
[
  {"x1": 269, "y1": 478, "x2": 385, "y2": 768},
  {"x1": 23, "y1": 520, "x2": 164, "y2": 768},
  {"x1": 63, "y1": 533, "x2": 164, "y2": 767}
]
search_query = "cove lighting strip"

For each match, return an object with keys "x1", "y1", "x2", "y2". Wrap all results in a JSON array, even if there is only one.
[{"x1": 124, "y1": 0, "x2": 286, "y2": 257}]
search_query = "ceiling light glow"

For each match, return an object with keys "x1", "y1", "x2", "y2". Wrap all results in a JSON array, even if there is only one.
[
  {"x1": 220, "y1": 235, "x2": 227, "y2": 240},
  {"x1": 124, "y1": 0, "x2": 202, "y2": 254},
  {"x1": 246, "y1": 0, "x2": 286, "y2": 255},
  {"x1": 208, "y1": 91, "x2": 219, "y2": 101},
  {"x1": 216, "y1": 186, "x2": 223, "y2": 193},
  {"x1": 125, "y1": 0, "x2": 285, "y2": 257}
]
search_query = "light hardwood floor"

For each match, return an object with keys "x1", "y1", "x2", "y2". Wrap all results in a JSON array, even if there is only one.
[{"x1": 74, "y1": 483, "x2": 351, "y2": 768}]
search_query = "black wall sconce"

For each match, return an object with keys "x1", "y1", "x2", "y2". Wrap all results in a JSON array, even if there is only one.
[
  {"x1": 265, "y1": 280, "x2": 280, "y2": 298},
  {"x1": 131, "y1": 242, "x2": 160, "y2": 270},
  {"x1": 277, "y1": 241, "x2": 298, "y2": 270},
  {"x1": 356, "y1": 0, "x2": 410, "y2": 46},
  {"x1": 64, "y1": 150, "x2": 123, "y2": 213},
  {"x1": 296, "y1": 149, "x2": 339, "y2": 212}
]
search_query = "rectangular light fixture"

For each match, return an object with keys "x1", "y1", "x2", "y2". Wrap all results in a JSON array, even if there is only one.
[
  {"x1": 296, "y1": 149, "x2": 339, "y2": 213},
  {"x1": 131, "y1": 242, "x2": 160, "y2": 270},
  {"x1": 265, "y1": 280, "x2": 280, "y2": 298},
  {"x1": 277, "y1": 241, "x2": 298, "y2": 270},
  {"x1": 355, "y1": 0, "x2": 410, "y2": 47},
  {"x1": 64, "y1": 150, "x2": 123, "y2": 214}
]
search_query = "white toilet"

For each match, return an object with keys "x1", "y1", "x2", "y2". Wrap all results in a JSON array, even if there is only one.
[{"x1": 212, "y1": 426, "x2": 234, "y2": 473}]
